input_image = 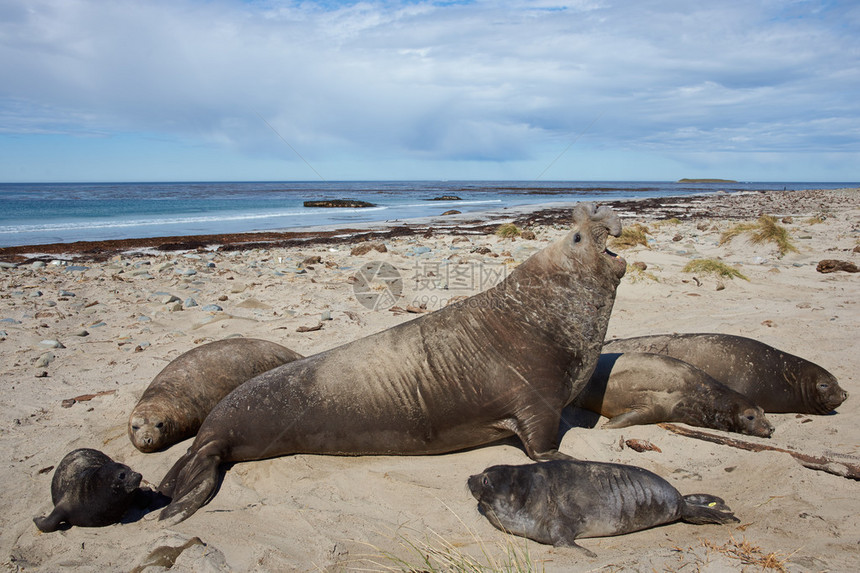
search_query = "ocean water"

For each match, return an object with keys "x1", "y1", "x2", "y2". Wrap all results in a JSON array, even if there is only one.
[{"x1": 0, "y1": 180, "x2": 852, "y2": 247}]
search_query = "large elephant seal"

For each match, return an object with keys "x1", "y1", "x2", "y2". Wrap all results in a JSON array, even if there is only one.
[
  {"x1": 468, "y1": 460, "x2": 739, "y2": 556},
  {"x1": 34, "y1": 449, "x2": 143, "y2": 532},
  {"x1": 129, "y1": 338, "x2": 304, "y2": 452},
  {"x1": 574, "y1": 353, "x2": 774, "y2": 437},
  {"x1": 603, "y1": 333, "x2": 847, "y2": 414},
  {"x1": 158, "y1": 203, "x2": 627, "y2": 524}
]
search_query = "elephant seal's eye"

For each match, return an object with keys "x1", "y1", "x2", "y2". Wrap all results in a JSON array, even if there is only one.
[{"x1": 573, "y1": 233, "x2": 582, "y2": 243}]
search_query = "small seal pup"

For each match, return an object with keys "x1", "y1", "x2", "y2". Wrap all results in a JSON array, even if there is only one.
[
  {"x1": 129, "y1": 338, "x2": 304, "y2": 452},
  {"x1": 468, "y1": 460, "x2": 739, "y2": 556},
  {"x1": 158, "y1": 203, "x2": 627, "y2": 524},
  {"x1": 34, "y1": 449, "x2": 143, "y2": 532},
  {"x1": 603, "y1": 333, "x2": 847, "y2": 414},
  {"x1": 574, "y1": 353, "x2": 774, "y2": 436}
]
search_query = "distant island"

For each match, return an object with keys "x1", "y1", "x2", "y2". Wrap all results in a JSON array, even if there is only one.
[
  {"x1": 304, "y1": 199, "x2": 376, "y2": 208},
  {"x1": 677, "y1": 178, "x2": 738, "y2": 183}
]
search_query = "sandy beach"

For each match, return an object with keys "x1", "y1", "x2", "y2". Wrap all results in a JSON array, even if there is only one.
[{"x1": 1, "y1": 188, "x2": 858, "y2": 572}]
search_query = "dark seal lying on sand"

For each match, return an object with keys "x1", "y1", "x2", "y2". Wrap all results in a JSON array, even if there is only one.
[
  {"x1": 468, "y1": 460, "x2": 739, "y2": 556},
  {"x1": 34, "y1": 449, "x2": 143, "y2": 532},
  {"x1": 603, "y1": 333, "x2": 847, "y2": 414},
  {"x1": 129, "y1": 338, "x2": 304, "y2": 452},
  {"x1": 158, "y1": 203, "x2": 627, "y2": 524},
  {"x1": 575, "y1": 352, "x2": 774, "y2": 437}
]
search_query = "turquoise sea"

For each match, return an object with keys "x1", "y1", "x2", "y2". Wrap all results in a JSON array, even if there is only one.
[{"x1": 0, "y1": 180, "x2": 854, "y2": 247}]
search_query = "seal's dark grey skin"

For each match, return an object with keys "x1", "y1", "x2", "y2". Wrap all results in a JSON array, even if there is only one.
[
  {"x1": 468, "y1": 460, "x2": 739, "y2": 556},
  {"x1": 158, "y1": 203, "x2": 627, "y2": 524},
  {"x1": 603, "y1": 333, "x2": 847, "y2": 414},
  {"x1": 129, "y1": 338, "x2": 304, "y2": 452},
  {"x1": 575, "y1": 353, "x2": 774, "y2": 437},
  {"x1": 33, "y1": 449, "x2": 142, "y2": 532}
]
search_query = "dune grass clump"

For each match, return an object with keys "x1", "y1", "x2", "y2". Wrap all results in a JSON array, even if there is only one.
[
  {"x1": 654, "y1": 217, "x2": 682, "y2": 227},
  {"x1": 358, "y1": 526, "x2": 543, "y2": 573},
  {"x1": 700, "y1": 535, "x2": 792, "y2": 572},
  {"x1": 626, "y1": 263, "x2": 659, "y2": 283},
  {"x1": 719, "y1": 215, "x2": 798, "y2": 257},
  {"x1": 610, "y1": 223, "x2": 651, "y2": 249},
  {"x1": 496, "y1": 223, "x2": 522, "y2": 239},
  {"x1": 683, "y1": 259, "x2": 749, "y2": 281}
]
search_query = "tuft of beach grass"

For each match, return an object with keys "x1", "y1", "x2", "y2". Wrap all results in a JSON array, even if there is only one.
[
  {"x1": 610, "y1": 223, "x2": 651, "y2": 249},
  {"x1": 682, "y1": 259, "x2": 749, "y2": 281},
  {"x1": 699, "y1": 535, "x2": 794, "y2": 572},
  {"x1": 719, "y1": 215, "x2": 798, "y2": 257},
  {"x1": 495, "y1": 223, "x2": 522, "y2": 239}
]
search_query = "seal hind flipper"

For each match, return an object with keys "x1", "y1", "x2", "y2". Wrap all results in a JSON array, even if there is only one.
[
  {"x1": 33, "y1": 506, "x2": 67, "y2": 533},
  {"x1": 680, "y1": 494, "x2": 739, "y2": 525},
  {"x1": 158, "y1": 450, "x2": 222, "y2": 524}
]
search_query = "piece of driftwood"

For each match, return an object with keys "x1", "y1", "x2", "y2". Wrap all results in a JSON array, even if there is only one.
[{"x1": 658, "y1": 423, "x2": 860, "y2": 480}]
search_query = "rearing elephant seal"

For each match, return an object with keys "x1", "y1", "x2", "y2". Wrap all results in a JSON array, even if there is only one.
[
  {"x1": 603, "y1": 333, "x2": 847, "y2": 414},
  {"x1": 129, "y1": 338, "x2": 304, "y2": 452},
  {"x1": 159, "y1": 203, "x2": 627, "y2": 524},
  {"x1": 34, "y1": 449, "x2": 143, "y2": 532},
  {"x1": 468, "y1": 460, "x2": 739, "y2": 556},
  {"x1": 574, "y1": 352, "x2": 774, "y2": 437}
]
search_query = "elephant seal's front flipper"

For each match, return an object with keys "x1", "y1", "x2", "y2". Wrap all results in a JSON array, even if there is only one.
[{"x1": 158, "y1": 447, "x2": 222, "y2": 525}]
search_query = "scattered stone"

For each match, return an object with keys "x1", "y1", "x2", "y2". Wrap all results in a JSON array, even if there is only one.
[
  {"x1": 65, "y1": 265, "x2": 89, "y2": 272},
  {"x1": 0, "y1": 262, "x2": 17, "y2": 269},
  {"x1": 73, "y1": 329, "x2": 89, "y2": 337},
  {"x1": 817, "y1": 259, "x2": 859, "y2": 273},
  {"x1": 34, "y1": 352, "x2": 55, "y2": 368},
  {"x1": 672, "y1": 234, "x2": 682, "y2": 242},
  {"x1": 632, "y1": 261, "x2": 648, "y2": 271},
  {"x1": 0, "y1": 318, "x2": 21, "y2": 324},
  {"x1": 40, "y1": 339, "x2": 65, "y2": 349},
  {"x1": 176, "y1": 268, "x2": 197, "y2": 276},
  {"x1": 218, "y1": 295, "x2": 229, "y2": 301},
  {"x1": 29, "y1": 290, "x2": 43, "y2": 298},
  {"x1": 158, "y1": 294, "x2": 180, "y2": 304},
  {"x1": 184, "y1": 297, "x2": 199, "y2": 308},
  {"x1": 32, "y1": 261, "x2": 46, "y2": 269},
  {"x1": 89, "y1": 321, "x2": 107, "y2": 328},
  {"x1": 715, "y1": 282, "x2": 726, "y2": 291},
  {"x1": 138, "y1": 315, "x2": 152, "y2": 322},
  {"x1": 781, "y1": 216, "x2": 794, "y2": 224},
  {"x1": 762, "y1": 320, "x2": 776, "y2": 327},
  {"x1": 230, "y1": 283, "x2": 246, "y2": 294},
  {"x1": 473, "y1": 246, "x2": 492, "y2": 255},
  {"x1": 297, "y1": 323, "x2": 323, "y2": 332},
  {"x1": 0, "y1": 330, "x2": 7, "y2": 339},
  {"x1": 321, "y1": 310, "x2": 332, "y2": 321},
  {"x1": 201, "y1": 304, "x2": 223, "y2": 312},
  {"x1": 521, "y1": 230, "x2": 536, "y2": 240},
  {"x1": 59, "y1": 290, "x2": 76, "y2": 297},
  {"x1": 303, "y1": 256, "x2": 323, "y2": 265},
  {"x1": 35, "y1": 371, "x2": 49, "y2": 378},
  {"x1": 350, "y1": 242, "x2": 387, "y2": 256},
  {"x1": 441, "y1": 210, "x2": 461, "y2": 216},
  {"x1": 165, "y1": 302, "x2": 183, "y2": 312}
]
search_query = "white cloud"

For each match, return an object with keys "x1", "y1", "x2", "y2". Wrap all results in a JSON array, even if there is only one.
[{"x1": 0, "y1": 0, "x2": 857, "y2": 180}]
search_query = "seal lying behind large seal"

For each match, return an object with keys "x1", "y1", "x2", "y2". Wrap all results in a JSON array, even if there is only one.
[
  {"x1": 603, "y1": 333, "x2": 847, "y2": 414},
  {"x1": 34, "y1": 449, "x2": 143, "y2": 532},
  {"x1": 158, "y1": 203, "x2": 628, "y2": 524},
  {"x1": 468, "y1": 460, "x2": 739, "y2": 556},
  {"x1": 574, "y1": 352, "x2": 774, "y2": 437},
  {"x1": 129, "y1": 338, "x2": 304, "y2": 452}
]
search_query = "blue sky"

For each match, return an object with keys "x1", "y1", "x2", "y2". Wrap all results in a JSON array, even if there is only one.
[{"x1": 1, "y1": 0, "x2": 858, "y2": 182}]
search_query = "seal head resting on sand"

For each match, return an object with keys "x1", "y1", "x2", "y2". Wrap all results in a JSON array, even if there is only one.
[
  {"x1": 129, "y1": 338, "x2": 303, "y2": 452},
  {"x1": 158, "y1": 202, "x2": 627, "y2": 524},
  {"x1": 575, "y1": 352, "x2": 774, "y2": 437},
  {"x1": 468, "y1": 460, "x2": 739, "y2": 556},
  {"x1": 603, "y1": 333, "x2": 847, "y2": 414}
]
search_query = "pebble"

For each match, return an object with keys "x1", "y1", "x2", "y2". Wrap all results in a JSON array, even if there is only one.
[
  {"x1": 201, "y1": 304, "x2": 223, "y2": 312},
  {"x1": 28, "y1": 290, "x2": 43, "y2": 298},
  {"x1": 321, "y1": 310, "x2": 332, "y2": 321},
  {"x1": 176, "y1": 268, "x2": 197, "y2": 276},
  {"x1": 207, "y1": 262, "x2": 216, "y2": 268},
  {"x1": 40, "y1": 339, "x2": 65, "y2": 349},
  {"x1": 0, "y1": 262, "x2": 17, "y2": 269},
  {"x1": 65, "y1": 265, "x2": 89, "y2": 272},
  {"x1": 0, "y1": 318, "x2": 22, "y2": 324},
  {"x1": 59, "y1": 290, "x2": 76, "y2": 297},
  {"x1": 165, "y1": 302, "x2": 183, "y2": 312},
  {"x1": 160, "y1": 294, "x2": 180, "y2": 304},
  {"x1": 90, "y1": 321, "x2": 107, "y2": 328},
  {"x1": 73, "y1": 329, "x2": 89, "y2": 337},
  {"x1": 34, "y1": 352, "x2": 55, "y2": 368},
  {"x1": 138, "y1": 315, "x2": 152, "y2": 322},
  {"x1": 184, "y1": 297, "x2": 199, "y2": 308},
  {"x1": 0, "y1": 330, "x2": 7, "y2": 338},
  {"x1": 32, "y1": 261, "x2": 46, "y2": 269}
]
